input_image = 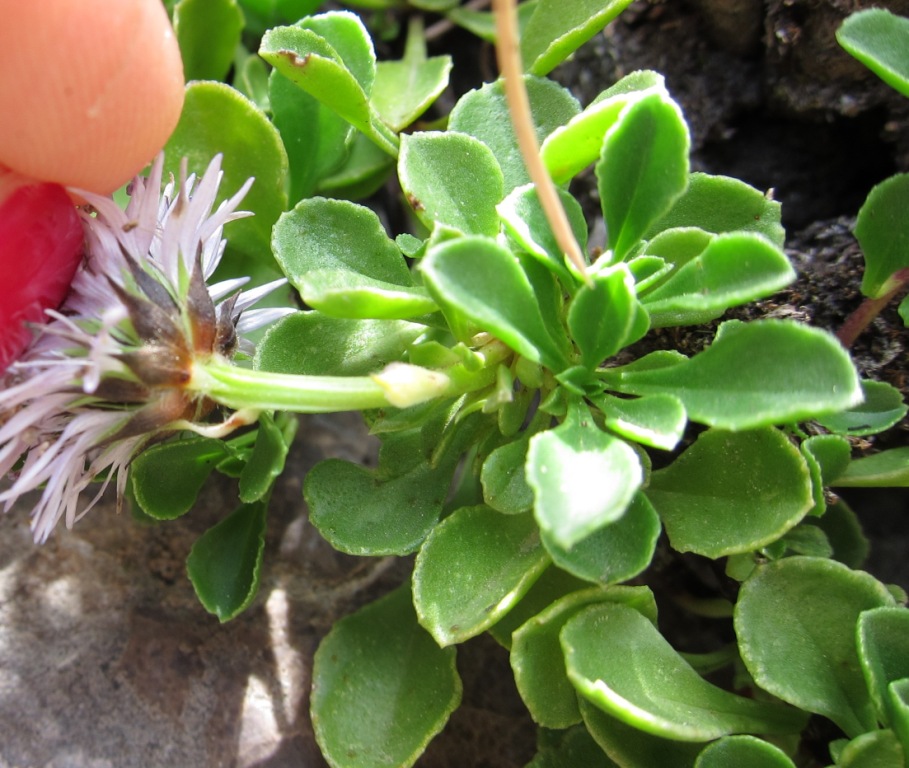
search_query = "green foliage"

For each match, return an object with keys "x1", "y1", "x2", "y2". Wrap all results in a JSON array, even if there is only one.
[
  {"x1": 311, "y1": 584, "x2": 461, "y2": 768},
  {"x1": 127, "y1": 4, "x2": 909, "y2": 767}
]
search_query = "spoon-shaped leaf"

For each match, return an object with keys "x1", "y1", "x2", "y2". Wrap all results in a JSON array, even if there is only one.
[
  {"x1": 598, "y1": 91, "x2": 689, "y2": 261},
  {"x1": 646, "y1": 428, "x2": 813, "y2": 558},
  {"x1": 527, "y1": 401, "x2": 642, "y2": 548},
  {"x1": 856, "y1": 174, "x2": 909, "y2": 299},
  {"x1": 837, "y1": 8, "x2": 909, "y2": 98},
  {"x1": 521, "y1": 0, "x2": 634, "y2": 77},
  {"x1": 413, "y1": 507, "x2": 549, "y2": 646},
  {"x1": 186, "y1": 501, "x2": 267, "y2": 622},
  {"x1": 694, "y1": 736, "x2": 797, "y2": 768},
  {"x1": 735, "y1": 556, "x2": 896, "y2": 737},
  {"x1": 511, "y1": 586, "x2": 657, "y2": 728},
  {"x1": 858, "y1": 607, "x2": 909, "y2": 726},
  {"x1": 600, "y1": 320, "x2": 862, "y2": 429},
  {"x1": 399, "y1": 132, "x2": 504, "y2": 236},
  {"x1": 563, "y1": 602, "x2": 807, "y2": 741},
  {"x1": 421, "y1": 235, "x2": 570, "y2": 369},
  {"x1": 312, "y1": 584, "x2": 461, "y2": 768}
]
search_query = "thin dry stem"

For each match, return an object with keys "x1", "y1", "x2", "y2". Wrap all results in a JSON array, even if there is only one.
[{"x1": 492, "y1": 0, "x2": 590, "y2": 282}]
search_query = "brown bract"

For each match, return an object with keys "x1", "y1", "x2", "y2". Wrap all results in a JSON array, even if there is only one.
[{"x1": 0, "y1": 0, "x2": 185, "y2": 195}]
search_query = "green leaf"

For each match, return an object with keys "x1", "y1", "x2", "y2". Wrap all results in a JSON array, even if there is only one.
[
  {"x1": 164, "y1": 81, "x2": 288, "y2": 259},
  {"x1": 399, "y1": 131, "x2": 505, "y2": 236},
  {"x1": 511, "y1": 586, "x2": 657, "y2": 728},
  {"x1": 563, "y1": 602, "x2": 806, "y2": 741},
  {"x1": 274, "y1": 197, "x2": 412, "y2": 288},
  {"x1": 856, "y1": 174, "x2": 909, "y2": 298},
  {"x1": 735, "y1": 556, "x2": 896, "y2": 737},
  {"x1": 838, "y1": 8, "x2": 909, "y2": 98},
  {"x1": 647, "y1": 172, "x2": 785, "y2": 248},
  {"x1": 581, "y1": 700, "x2": 702, "y2": 768},
  {"x1": 448, "y1": 1, "x2": 538, "y2": 42},
  {"x1": 413, "y1": 507, "x2": 549, "y2": 646},
  {"x1": 421, "y1": 236, "x2": 570, "y2": 369},
  {"x1": 834, "y1": 447, "x2": 909, "y2": 487},
  {"x1": 817, "y1": 379, "x2": 907, "y2": 436},
  {"x1": 694, "y1": 736, "x2": 797, "y2": 768},
  {"x1": 594, "y1": 392, "x2": 687, "y2": 451},
  {"x1": 498, "y1": 183, "x2": 588, "y2": 285},
  {"x1": 317, "y1": 131, "x2": 396, "y2": 199},
  {"x1": 304, "y1": 456, "x2": 454, "y2": 555},
  {"x1": 256, "y1": 312, "x2": 424, "y2": 376},
  {"x1": 805, "y1": 499, "x2": 869, "y2": 569},
  {"x1": 130, "y1": 436, "x2": 230, "y2": 520},
  {"x1": 298, "y1": 270, "x2": 438, "y2": 319},
  {"x1": 528, "y1": 725, "x2": 619, "y2": 768},
  {"x1": 239, "y1": 413, "x2": 294, "y2": 503},
  {"x1": 481, "y1": 434, "x2": 535, "y2": 514},
  {"x1": 641, "y1": 233, "x2": 795, "y2": 327},
  {"x1": 540, "y1": 493, "x2": 661, "y2": 585},
  {"x1": 186, "y1": 501, "x2": 267, "y2": 622},
  {"x1": 597, "y1": 91, "x2": 690, "y2": 261},
  {"x1": 487, "y1": 566, "x2": 590, "y2": 649},
  {"x1": 890, "y1": 680, "x2": 909, "y2": 758},
  {"x1": 449, "y1": 76, "x2": 580, "y2": 192},
  {"x1": 600, "y1": 320, "x2": 863, "y2": 429},
  {"x1": 858, "y1": 607, "x2": 909, "y2": 726},
  {"x1": 259, "y1": 18, "x2": 398, "y2": 156},
  {"x1": 521, "y1": 0, "x2": 634, "y2": 76},
  {"x1": 527, "y1": 401, "x2": 643, "y2": 549},
  {"x1": 568, "y1": 264, "x2": 649, "y2": 368},
  {"x1": 371, "y1": 19, "x2": 451, "y2": 131},
  {"x1": 838, "y1": 730, "x2": 906, "y2": 768},
  {"x1": 174, "y1": 0, "x2": 244, "y2": 81},
  {"x1": 311, "y1": 584, "x2": 461, "y2": 768},
  {"x1": 269, "y1": 69, "x2": 353, "y2": 204},
  {"x1": 541, "y1": 76, "x2": 665, "y2": 185},
  {"x1": 646, "y1": 428, "x2": 813, "y2": 558}
]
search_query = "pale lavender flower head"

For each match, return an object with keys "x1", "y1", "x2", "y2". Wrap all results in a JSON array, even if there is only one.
[{"x1": 0, "y1": 155, "x2": 291, "y2": 542}]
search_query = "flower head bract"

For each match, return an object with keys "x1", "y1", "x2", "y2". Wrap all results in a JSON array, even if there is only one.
[{"x1": 0, "y1": 155, "x2": 290, "y2": 542}]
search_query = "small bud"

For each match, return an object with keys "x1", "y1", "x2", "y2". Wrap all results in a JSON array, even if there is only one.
[{"x1": 371, "y1": 363, "x2": 451, "y2": 408}]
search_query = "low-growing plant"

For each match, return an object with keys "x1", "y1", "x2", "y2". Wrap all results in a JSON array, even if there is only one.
[{"x1": 3, "y1": 1, "x2": 909, "y2": 766}]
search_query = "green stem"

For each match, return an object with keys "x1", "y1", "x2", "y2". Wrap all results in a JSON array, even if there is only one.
[
  {"x1": 191, "y1": 345, "x2": 511, "y2": 414},
  {"x1": 192, "y1": 361, "x2": 392, "y2": 413}
]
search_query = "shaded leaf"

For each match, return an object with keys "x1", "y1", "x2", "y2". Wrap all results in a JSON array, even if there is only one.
[
  {"x1": 174, "y1": 0, "x2": 244, "y2": 82},
  {"x1": 312, "y1": 584, "x2": 461, "y2": 768},
  {"x1": 833, "y1": 447, "x2": 909, "y2": 487},
  {"x1": 164, "y1": 82, "x2": 288, "y2": 259},
  {"x1": 511, "y1": 586, "x2": 657, "y2": 728},
  {"x1": 818, "y1": 379, "x2": 907, "y2": 437},
  {"x1": 735, "y1": 556, "x2": 896, "y2": 737},
  {"x1": 856, "y1": 174, "x2": 909, "y2": 298},
  {"x1": 130, "y1": 436, "x2": 230, "y2": 520},
  {"x1": 255, "y1": 312, "x2": 424, "y2": 376},
  {"x1": 694, "y1": 736, "x2": 797, "y2": 768},
  {"x1": 414, "y1": 507, "x2": 549, "y2": 646},
  {"x1": 186, "y1": 501, "x2": 267, "y2": 622}
]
